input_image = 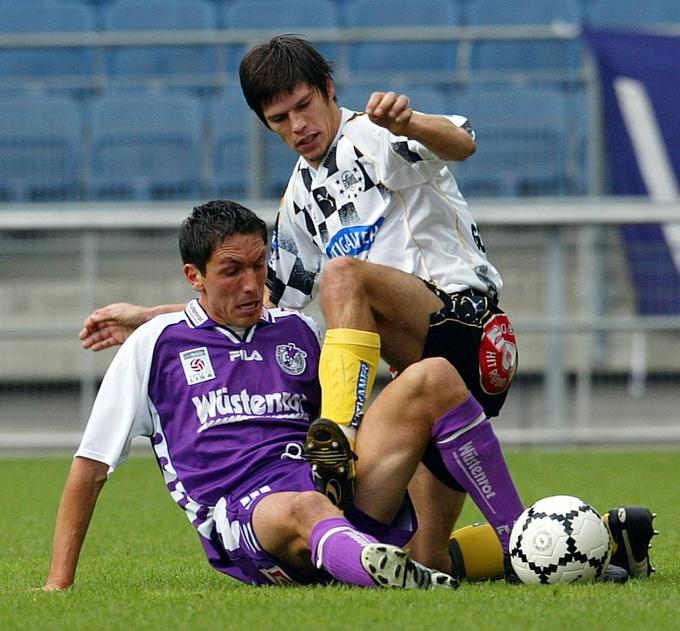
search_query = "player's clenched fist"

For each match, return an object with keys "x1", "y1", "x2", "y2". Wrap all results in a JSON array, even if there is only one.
[{"x1": 365, "y1": 91, "x2": 412, "y2": 136}]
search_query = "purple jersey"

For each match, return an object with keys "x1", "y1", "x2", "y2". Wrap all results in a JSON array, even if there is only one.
[{"x1": 76, "y1": 299, "x2": 322, "y2": 580}]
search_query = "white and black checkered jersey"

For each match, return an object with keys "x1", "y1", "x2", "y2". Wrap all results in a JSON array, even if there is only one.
[{"x1": 267, "y1": 107, "x2": 502, "y2": 309}]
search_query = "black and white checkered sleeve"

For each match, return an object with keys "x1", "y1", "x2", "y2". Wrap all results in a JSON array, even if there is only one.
[{"x1": 266, "y1": 211, "x2": 320, "y2": 309}]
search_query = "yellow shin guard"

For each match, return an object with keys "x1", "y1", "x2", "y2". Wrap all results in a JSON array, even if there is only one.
[
  {"x1": 319, "y1": 328, "x2": 380, "y2": 438},
  {"x1": 449, "y1": 523, "x2": 504, "y2": 581}
]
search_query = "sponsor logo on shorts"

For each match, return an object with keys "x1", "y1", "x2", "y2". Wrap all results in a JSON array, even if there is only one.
[
  {"x1": 275, "y1": 343, "x2": 307, "y2": 375},
  {"x1": 260, "y1": 565, "x2": 295, "y2": 585},
  {"x1": 325, "y1": 217, "x2": 384, "y2": 258},
  {"x1": 479, "y1": 314, "x2": 517, "y2": 395},
  {"x1": 179, "y1": 347, "x2": 216, "y2": 385}
]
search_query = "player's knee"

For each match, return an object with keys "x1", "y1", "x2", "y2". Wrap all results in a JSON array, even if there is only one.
[
  {"x1": 319, "y1": 257, "x2": 365, "y2": 302},
  {"x1": 289, "y1": 491, "x2": 338, "y2": 529},
  {"x1": 406, "y1": 357, "x2": 468, "y2": 409}
]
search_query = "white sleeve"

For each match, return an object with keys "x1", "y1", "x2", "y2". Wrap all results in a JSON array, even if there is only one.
[{"x1": 75, "y1": 323, "x2": 159, "y2": 476}]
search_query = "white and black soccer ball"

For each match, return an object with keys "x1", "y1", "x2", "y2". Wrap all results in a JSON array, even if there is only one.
[{"x1": 509, "y1": 495, "x2": 611, "y2": 584}]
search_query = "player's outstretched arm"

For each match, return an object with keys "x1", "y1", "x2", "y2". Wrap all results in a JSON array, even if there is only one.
[
  {"x1": 365, "y1": 91, "x2": 476, "y2": 162},
  {"x1": 79, "y1": 302, "x2": 185, "y2": 351},
  {"x1": 43, "y1": 457, "x2": 109, "y2": 591}
]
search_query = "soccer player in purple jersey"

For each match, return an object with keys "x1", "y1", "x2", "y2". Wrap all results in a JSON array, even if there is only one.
[{"x1": 44, "y1": 200, "x2": 474, "y2": 591}]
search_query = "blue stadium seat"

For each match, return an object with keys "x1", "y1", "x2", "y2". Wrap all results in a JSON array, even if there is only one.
[
  {"x1": 465, "y1": 0, "x2": 583, "y2": 73},
  {"x1": 264, "y1": 134, "x2": 300, "y2": 198},
  {"x1": 451, "y1": 84, "x2": 570, "y2": 197},
  {"x1": 337, "y1": 84, "x2": 448, "y2": 114},
  {"x1": 223, "y1": 0, "x2": 339, "y2": 72},
  {"x1": 586, "y1": 0, "x2": 680, "y2": 27},
  {"x1": 210, "y1": 87, "x2": 299, "y2": 199},
  {"x1": 210, "y1": 89, "x2": 255, "y2": 198},
  {"x1": 0, "y1": 2, "x2": 98, "y2": 90},
  {"x1": 341, "y1": 0, "x2": 461, "y2": 81},
  {"x1": 0, "y1": 92, "x2": 84, "y2": 201},
  {"x1": 103, "y1": 0, "x2": 218, "y2": 87},
  {"x1": 89, "y1": 90, "x2": 204, "y2": 200}
]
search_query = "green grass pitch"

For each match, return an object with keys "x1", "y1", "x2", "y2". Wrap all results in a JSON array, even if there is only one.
[{"x1": 1, "y1": 449, "x2": 677, "y2": 630}]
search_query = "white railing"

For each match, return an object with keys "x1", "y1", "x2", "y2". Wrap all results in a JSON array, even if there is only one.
[{"x1": 1, "y1": 198, "x2": 679, "y2": 448}]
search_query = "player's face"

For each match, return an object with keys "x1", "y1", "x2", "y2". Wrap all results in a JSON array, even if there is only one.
[
  {"x1": 262, "y1": 81, "x2": 341, "y2": 169},
  {"x1": 185, "y1": 232, "x2": 268, "y2": 328}
]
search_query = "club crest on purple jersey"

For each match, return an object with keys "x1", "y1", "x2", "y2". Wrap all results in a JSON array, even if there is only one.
[{"x1": 275, "y1": 343, "x2": 308, "y2": 375}]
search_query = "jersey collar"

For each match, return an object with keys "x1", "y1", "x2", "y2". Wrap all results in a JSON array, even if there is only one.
[
  {"x1": 300, "y1": 108, "x2": 355, "y2": 175},
  {"x1": 184, "y1": 298, "x2": 273, "y2": 331}
]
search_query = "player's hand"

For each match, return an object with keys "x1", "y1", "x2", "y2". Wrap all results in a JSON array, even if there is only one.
[
  {"x1": 365, "y1": 91, "x2": 413, "y2": 136},
  {"x1": 79, "y1": 302, "x2": 149, "y2": 351}
]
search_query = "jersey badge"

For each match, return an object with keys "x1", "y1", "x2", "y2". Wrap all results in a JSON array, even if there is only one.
[
  {"x1": 179, "y1": 346, "x2": 216, "y2": 385},
  {"x1": 275, "y1": 343, "x2": 307, "y2": 376},
  {"x1": 339, "y1": 167, "x2": 364, "y2": 199}
]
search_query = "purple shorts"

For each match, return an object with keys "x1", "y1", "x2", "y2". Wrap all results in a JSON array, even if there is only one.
[
  {"x1": 212, "y1": 461, "x2": 330, "y2": 585},
  {"x1": 210, "y1": 460, "x2": 418, "y2": 586}
]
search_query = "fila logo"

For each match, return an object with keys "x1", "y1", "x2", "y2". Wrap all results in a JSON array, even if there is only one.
[{"x1": 228, "y1": 349, "x2": 263, "y2": 362}]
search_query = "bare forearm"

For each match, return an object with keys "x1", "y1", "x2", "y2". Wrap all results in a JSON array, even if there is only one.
[
  {"x1": 366, "y1": 91, "x2": 476, "y2": 162},
  {"x1": 406, "y1": 112, "x2": 476, "y2": 162},
  {"x1": 45, "y1": 458, "x2": 108, "y2": 590},
  {"x1": 146, "y1": 304, "x2": 186, "y2": 319}
]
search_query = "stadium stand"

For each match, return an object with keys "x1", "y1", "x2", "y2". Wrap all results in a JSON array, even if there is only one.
[
  {"x1": 337, "y1": 84, "x2": 449, "y2": 114},
  {"x1": 0, "y1": 2, "x2": 98, "y2": 91},
  {"x1": 5, "y1": 0, "x2": 679, "y2": 202},
  {"x1": 210, "y1": 88, "x2": 254, "y2": 198},
  {"x1": 103, "y1": 0, "x2": 219, "y2": 88},
  {"x1": 263, "y1": 136, "x2": 299, "y2": 198},
  {"x1": 340, "y1": 0, "x2": 461, "y2": 83},
  {"x1": 222, "y1": 0, "x2": 339, "y2": 72},
  {"x1": 0, "y1": 92, "x2": 84, "y2": 201},
  {"x1": 586, "y1": 0, "x2": 680, "y2": 27},
  {"x1": 451, "y1": 83, "x2": 570, "y2": 197},
  {"x1": 465, "y1": 0, "x2": 583, "y2": 76},
  {"x1": 89, "y1": 89, "x2": 204, "y2": 200}
]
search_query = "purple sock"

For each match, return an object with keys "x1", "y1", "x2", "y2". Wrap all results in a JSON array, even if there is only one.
[
  {"x1": 432, "y1": 393, "x2": 524, "y2": 551},
  {"x1": 309, "y1": 517, "x2": 379, "y2": 587}
]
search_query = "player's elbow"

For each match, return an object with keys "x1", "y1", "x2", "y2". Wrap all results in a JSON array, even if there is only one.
[{"x1": 454, "y1": 135, "x2": 476, "y2": 161}]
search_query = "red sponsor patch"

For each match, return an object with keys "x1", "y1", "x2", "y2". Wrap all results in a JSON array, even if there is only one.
[{"x1": 479, "y1": 313, "x2": 518, "y2": 395}]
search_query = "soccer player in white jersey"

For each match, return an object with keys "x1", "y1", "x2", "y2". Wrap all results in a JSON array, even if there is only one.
[
  {"x1": 238, "y1": 34, "x2": 526, "y2": 576},
  {"x1": 78, "y1": 37, "x2": 657, "y2": 582}
]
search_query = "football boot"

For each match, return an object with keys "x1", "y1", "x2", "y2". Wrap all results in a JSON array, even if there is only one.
[
  {"x1": 604, "y1": 505, "x2": 658, "y2": 578},
  {"x1": 304, "y1": 418, "x2": 356, "y2": 512},
  {"x1": 361, "y1": 544, "x2": 459, "y2": 590}
]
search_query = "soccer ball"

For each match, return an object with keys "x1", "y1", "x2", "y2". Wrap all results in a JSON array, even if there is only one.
[{"x1": 509, "y1": 495, "x2": 611, "y2": 584}]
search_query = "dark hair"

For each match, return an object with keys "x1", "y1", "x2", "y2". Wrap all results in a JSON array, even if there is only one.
[
  {"x1": 239, "y1": 34, "x2": 335, "y2": 126},
  {"x1": 179, "y1": 200, "x2": 268, "y2": 274}
]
